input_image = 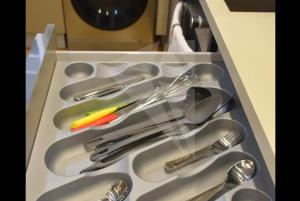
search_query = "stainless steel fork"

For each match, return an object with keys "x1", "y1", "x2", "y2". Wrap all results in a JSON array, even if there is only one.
[{"x1": 164, "y1": 130, "x2": 244, "y2": 173}]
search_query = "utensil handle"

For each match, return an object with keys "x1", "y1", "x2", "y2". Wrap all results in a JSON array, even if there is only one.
[
  {"x1": 71, "y1": 113, "x2": 118, "y2": 132},
  {"x1": 186, "y1": 182, "x2": 225, "y2": 201},
  {"x1": 164, "y1": 145, "x2": 216, "y2": 173},
  {"x1": 71, "y1": 106, "x2": 118, "y2": 129},
  {"x1": 91, "y1": 123, "x2": 175, "y2": 161},
  {"x1": 74, "y1": 85, "x2": 124, "y2": 101},
  {"x1": 85, "y1": 115, "x2": 183, "y2": 151},
  {"x1": 82, "y1": 125, "x2": 191, "y2": 173},
  {"x1": 81, "y1": 132, "x2": 156, "y2": 172}
]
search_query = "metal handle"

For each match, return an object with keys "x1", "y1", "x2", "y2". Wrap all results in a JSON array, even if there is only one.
[
  {"x1": 84, "y1": 120, "x2": 173, "y2": 152},
  {"x1": 81, "y1": 125, "x2": 187, "y2": 173},
  {"x1": 74, "y1": 76, "x2": 145, "y2": 101},
  {"x1": 91, "y1": 123, "x2": 176, "y2": 161},
  {"x1": 183, "y1": 0, "x2": 209, "y2": 28},
  {"x1": 81, "y1": 133, "x2": 168, "y2": 173},
  {"x1": 164, "y1": 145, "x2": 216, "y2": 173},
  {"x1": 74, "y1": 85, "x2": 124, "y2": 101},
  {"x1": 84, "y1": 114, "x2": 184, "y2": 151}
]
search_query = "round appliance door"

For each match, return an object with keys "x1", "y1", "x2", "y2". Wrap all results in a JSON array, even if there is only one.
[{"x1": 71, "y1": 0, "x2": 149, "y2": 30}]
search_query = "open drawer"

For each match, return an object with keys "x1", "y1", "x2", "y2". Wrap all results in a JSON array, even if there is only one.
[{"x1": 26, "y1": 25, "x2": 274, "y2": 201}]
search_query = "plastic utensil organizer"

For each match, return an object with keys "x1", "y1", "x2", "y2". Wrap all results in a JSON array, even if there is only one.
[{"x1": 26, "y1": 28, "x2": 275, "y2": 201}]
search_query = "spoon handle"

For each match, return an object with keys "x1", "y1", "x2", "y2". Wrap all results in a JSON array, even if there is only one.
[
  {"x1": 186, "y1": 182, "x2": 226, "y2": 201},
  {"x1": 164, "y1": 145, "x2": 216, "y2": 173}
]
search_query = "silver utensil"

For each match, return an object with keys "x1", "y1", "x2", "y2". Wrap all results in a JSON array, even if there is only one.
[
  {"x1": 84, "y1": 87, "x2": 211, "y2": 151},
  {"x1": 133, "y1": 71, "x2": 204, "y2": 111},
  {"x1": 83, "y1": 88, "x2": 233, "y2": 160},
  {"x1": 84, "y1": 122, "x2": 156, "y2": 152},
  {"x1": 84, "y1": 87, "x2": 234, "y2": 153},
  {"x1": 114, "y1": 69, "x2": 214, "y2": 123},
  {"x1": 92, "y1": 93, "x2": 222, "y2": 160},
  {"x1": 79, "y1": 93, "x2": 222, "y2": 174},
  {"x1": 186, "y1": 159, "x2": 256, "y2": 201},
  {"x1": 80, "y1": 125, "x2": 195, "y2": 173},
  {"x1": 74, "y1": 76, "x2": 144, "y2": 101},
  {"x1": 90, "y1": 124, "x2": 195, "y2": 162},
  {"x1": 164, "y1": 130, "x2": 244, "y2": 173},
  {"x1": 101, "y1": 180, "x2": 129, "y2": 201}
]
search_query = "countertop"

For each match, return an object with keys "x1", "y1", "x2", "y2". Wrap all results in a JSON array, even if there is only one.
[{"x1": 200, "y1": 0, "x2": 275, "y2": 154}]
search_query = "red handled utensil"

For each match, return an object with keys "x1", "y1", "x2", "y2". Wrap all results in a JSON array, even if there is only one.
[{"x1": 71, "y1": 113, "x2": 118, "y2": 132}]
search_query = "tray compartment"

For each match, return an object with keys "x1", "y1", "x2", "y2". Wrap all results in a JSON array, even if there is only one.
[
  {"x1": 96, "y1": 62, "x2": 129, "y2": 77},
  {"x1": 231, "y1": 188, "x2": 272, "y2": 201},
  {"x1": 26, "y1": 51, "x2": 274, "y2": 201},
  {"x1": 55, "y1": 63, "x2": 225, "y2": 131},
  {"x1": 36, "y1": 173, "x2": 132, "y2": 201},
  {"x1": 48, "y1": 86, "x2": 231, "y2": 176},
  {"x1": 46, "y1": 86, "x2": 231, "y2": 177},
  {"x1": 64, "y1": 62, "x2": 94, "y2": 80},
  {"x1": 45, "y1": 138, "x2": 93, "y2": 177},
  {"x1": 133, "y1": 118, "x2": 246, "y2": 182},
  {"x1": 47, "y1": 100, "x2": 185, "y2": 176},
  {"x1": 135, "y1": 151, "x2": 257, "y2": 201},
  {"x1": 161, "y1": 63, "x2": 224, "y2": 82},
  {"x1": 55, "y1": 77, "x2": 180, "y2": 131},
  {"x1": 60, "y1": 63, "x2": 160, "y2": 102},
  {"x1": 160, "y1": 63, "x2": 190, "y2": 78}
]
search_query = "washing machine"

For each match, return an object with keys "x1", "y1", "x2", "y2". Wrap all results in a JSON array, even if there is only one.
[{"x1": 63, "y1": 0, "x2": 158, "y2": 50}]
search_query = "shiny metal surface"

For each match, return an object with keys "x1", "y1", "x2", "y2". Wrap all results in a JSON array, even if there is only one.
[
  {"x1": 90, "y1": 124, "x2": 179, "y2": 162},
  {"x1": 80, "y1": 124, "x2": 195, "y2": 173},
  {"x1": 186, "y1": 160, "x2": 256, "y2": 201},
  {"x1": 84, "y1": 87, "x2": 211, "y2": 151},
  {"x1": 74, "y1": 85, "x2": 125, "y2": 101},
  {"x1": 62, "y1": 0, "x2": 157, "y2": 50},
  {"x1": 80, "y1": 93, "x2": 224, "y2": 174},
  {"x1": 227, "y1": 160, "x2": 256, "y2": 185},
  {"x1": 91, "y1": 124, "x2": 194, "y2": 162},
  {"x1": 101, "y1": 180, "x2": 129, "y2": 201},
  {"x1": 74, "y1": 76, "x2": 144, "y2": 101},
  {"x1": 164, "y1": 130, "x2": 244, "y2": 173}
]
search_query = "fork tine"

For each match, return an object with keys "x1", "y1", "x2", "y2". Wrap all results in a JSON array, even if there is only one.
[
  {"x1": 225, "y1": 130, "x2": 236, "y2": 139},
  {"x1": 227, "y1": 130, "x2": 240, "y2": 139},
  {"x1": 224, "y1": 130, "x2": 238, "y2": 142},
  {"x1": 227, "y1": 130, "x2": 243, "y2": 145},
  {"x1": 218, "y1": 130, "x2": 243, "y2": 148}
]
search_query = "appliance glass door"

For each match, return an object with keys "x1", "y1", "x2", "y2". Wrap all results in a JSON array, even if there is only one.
[{"x1": 71, "y1": 0, "x2": 149, "y2": 30}]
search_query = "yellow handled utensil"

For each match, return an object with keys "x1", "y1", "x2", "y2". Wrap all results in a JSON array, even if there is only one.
[
  {"x1": 85, "y1": 101, "x2": 135, "y2": 116},
  {"x1": 72, "y1": 101, "x2": 136, "y2": 129},
  {"x1": 71, "y1": 106, "x2": 118, "y2": 129}
]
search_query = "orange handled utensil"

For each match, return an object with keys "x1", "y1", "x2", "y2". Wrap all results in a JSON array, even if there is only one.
[{"x1": 71, "y1": 113, "x2": 118, "y2": 132}]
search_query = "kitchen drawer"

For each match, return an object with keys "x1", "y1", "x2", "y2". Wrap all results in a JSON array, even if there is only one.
[{"x1": 26, "y1": 25, "x2": 274, "y2": 201}]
